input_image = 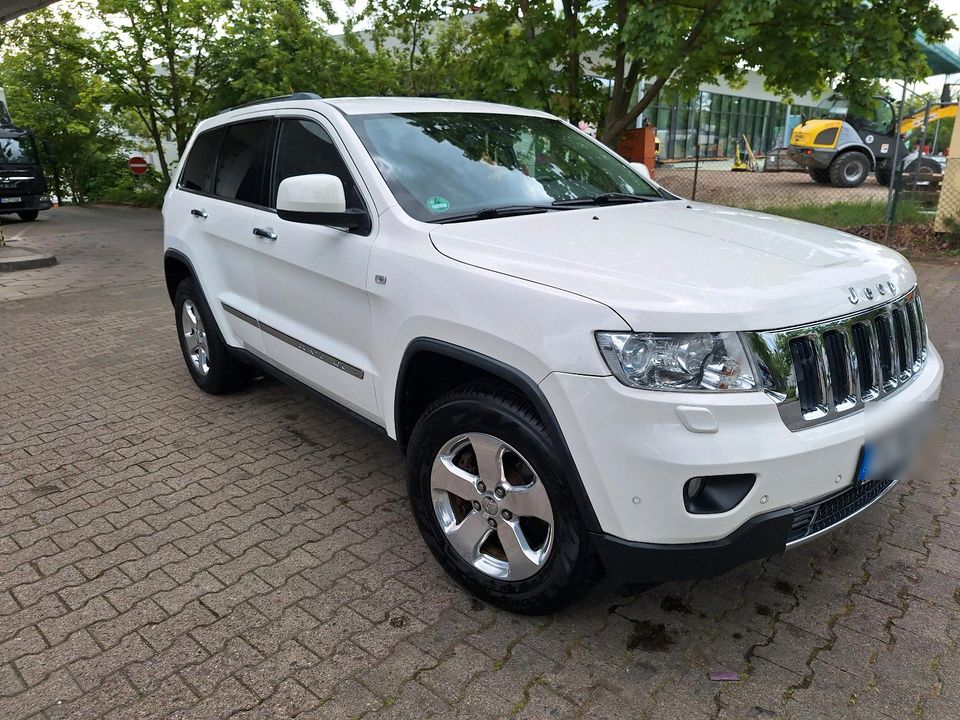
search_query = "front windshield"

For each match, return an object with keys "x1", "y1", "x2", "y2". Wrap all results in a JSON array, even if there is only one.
[
  {"x1": 347, "y1": 112, "x2": 661, "y2": 222},
  {"x1": 0, "y1": 134, "x2": 39, "y2": 165}
]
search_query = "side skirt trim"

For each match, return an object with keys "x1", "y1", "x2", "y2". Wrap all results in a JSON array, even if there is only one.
[
  {"x1": 220, "y1": 301, "x2": 364, "y2": 380},
  {"x1": 229, "y1": 346, "x2": 390, "y2": 438}
]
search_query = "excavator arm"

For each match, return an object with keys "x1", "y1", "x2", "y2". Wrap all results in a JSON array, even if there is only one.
[{"x1": 899, "y1": 103, "x2": 957, "y2": 135}]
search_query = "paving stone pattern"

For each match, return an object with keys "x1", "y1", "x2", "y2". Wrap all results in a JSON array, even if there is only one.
[{"x1": 1, "y1": 207, "x2": 959, "y2": 719}]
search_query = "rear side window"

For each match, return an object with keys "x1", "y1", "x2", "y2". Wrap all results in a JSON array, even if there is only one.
[
  {"x1": 271, "y1": 119, "x2": 364, "y2": 211},
  {"x1": 178, "y1": 127, "x2": 224, "y2": 193},
  {"x1": 214, "y1": 120, "x2": 272, "y2": 205}
]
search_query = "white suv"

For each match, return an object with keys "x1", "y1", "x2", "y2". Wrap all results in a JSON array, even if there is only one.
[{"x1": 163, "y1": 94, "x2": 943, "y2": 613}]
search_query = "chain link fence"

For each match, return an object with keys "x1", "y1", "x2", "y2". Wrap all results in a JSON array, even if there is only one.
[{"x1": 646, "y1": 101, "x2": 960, "y2": 257}]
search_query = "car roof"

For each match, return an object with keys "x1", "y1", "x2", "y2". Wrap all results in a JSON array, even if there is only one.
[
  {"x1": 322, "y1": 96, "x2": 556, "y2": 118},
  {"x1": 207, "y1": 96, "x2": 556, "y2": 127}
]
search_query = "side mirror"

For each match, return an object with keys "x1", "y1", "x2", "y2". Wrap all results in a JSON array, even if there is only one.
[
  {"x1": 276, "y1": 173, "x2": 369, "y2": 231},
  {"x1": 630, "y1": 161, "x2": 652, "y2": 180}
]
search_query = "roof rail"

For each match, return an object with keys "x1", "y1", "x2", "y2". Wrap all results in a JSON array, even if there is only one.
[{"x1": 218, "y1": 92, "x2": 323, "y2": 115}]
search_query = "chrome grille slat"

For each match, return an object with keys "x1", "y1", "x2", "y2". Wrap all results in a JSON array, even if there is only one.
[{"x1": 746, "y1": 287, "x2": 927, "y2": 431}]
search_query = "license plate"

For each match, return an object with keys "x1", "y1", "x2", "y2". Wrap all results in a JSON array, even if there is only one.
[
  {"x1": 0, "y1": 197, "x2": 22, "y2": 204},
  {"x1": 855, "y1": 446, "x2": 873, "y2": 484}
]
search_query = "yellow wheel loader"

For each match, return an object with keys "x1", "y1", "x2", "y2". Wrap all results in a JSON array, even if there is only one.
[{"x1": 788, "y1": 96, "x2": 953, "y2": 188}]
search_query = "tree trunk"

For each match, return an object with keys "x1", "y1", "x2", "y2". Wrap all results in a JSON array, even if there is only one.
[
  {"x1": 600, "y1": 75, "x2": 668, "y2": 147},
  {"x1": 561, "y1": 0, "x2": 580, "y2": 123},
  {"x1": 598, "y1": 0, "x2": 721, "y2": 148}
]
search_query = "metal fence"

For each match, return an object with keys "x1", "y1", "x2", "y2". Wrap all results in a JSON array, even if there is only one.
[{"x1": 647, "y1": 101, "x2": 960, "y2": 256}]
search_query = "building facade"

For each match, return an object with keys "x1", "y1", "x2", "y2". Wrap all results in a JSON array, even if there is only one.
[{"x1": 639, "y1": 72, "x2": 821, "y2": 162}]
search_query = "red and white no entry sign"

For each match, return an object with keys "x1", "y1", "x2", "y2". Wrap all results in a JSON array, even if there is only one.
[{"x1": 128, "y1": 156, "x2": 149, "y2": 175}]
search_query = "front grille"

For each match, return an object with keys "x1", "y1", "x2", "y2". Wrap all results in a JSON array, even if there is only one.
[
  {"x1": 747, "y1": 287, "x2": 927, "y2": 430},
  {"x1": 787, "y1": 476, "x2": 896, "y2": 543}
]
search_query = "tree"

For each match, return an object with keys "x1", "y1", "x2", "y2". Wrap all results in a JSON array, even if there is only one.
[
  {"x1": 364, "y1": 0, "x2": 475, "y2": 97},
  {"x1": 594, "y1": 0, "x2": 955, "y2": 147},
  {"x1": 0, "y1": 10, "x2": 124, "y2": 204},
  {"x1": 207, "y1": 0, "x2": 402, "y2": 111},
  {"x1": 89, "y1": 0, "x2": 233, "y2": 184}
]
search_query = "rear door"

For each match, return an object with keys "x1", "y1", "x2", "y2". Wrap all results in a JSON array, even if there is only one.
[
  {"x1": 254, "y1": 114, "x2": 380, "y2": 422},
  {"x1": 177, "y1": 119, "x2": 276, "y2": 352}
]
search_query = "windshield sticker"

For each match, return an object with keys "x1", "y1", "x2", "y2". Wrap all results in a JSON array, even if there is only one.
[{"x1": 426, "y1": 196, "x2": 450, "y2": 213}]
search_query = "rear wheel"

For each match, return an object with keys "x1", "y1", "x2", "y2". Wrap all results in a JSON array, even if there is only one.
[
  {"x1": 174, "y1": 277, "x2": 250, "y2": 394},
  {"x1": 16, "y1": 210, "x2": 38, "y2": 221},
  {"x1": 875, "y1": 167, "x2": 893, "y2": 186},
  {"x1": 406, "y1": 384, "x2": 603, "y2": 614},
  {"x1": 829, "y1": 151, "x2": 869, "y2": 188},
  {"x1": 902, "y1": 156, "x2": 942, "y2": 186},
  {"x1": 808, "y1": 167, "x2": 832, "y2": 184}
]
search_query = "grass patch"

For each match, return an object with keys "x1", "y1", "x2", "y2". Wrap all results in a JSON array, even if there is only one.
[{"x1": 751, "y1": 200, "x2": 931, "y2": 228}]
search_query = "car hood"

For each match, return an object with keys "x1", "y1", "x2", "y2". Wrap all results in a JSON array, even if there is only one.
[{"x1": 428, "y1": 201, "x2": 915, "y2": 331}]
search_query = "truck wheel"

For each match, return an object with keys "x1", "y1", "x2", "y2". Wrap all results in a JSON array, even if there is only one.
[
  {"x1": 875, "y1": 168, "x2": 893, "y2": 187},
  {"x1": 406, "y1": 384, "x2": 603, "y2": 614},
  {"x1": 903, "y1": 156, "x2": 941, "y2": 178},
  {"x1": 808, "y1": 168, "x2": 832, "y2": 184},
  {"x1": 16, "y1": 211, "x2": 38, "y2": 221},
  {"x1": 829, "y1": 151, "x2": 869, "y2": 188},
  {"x1": 174, "y1": 278, "x2": 250, "y2": 394}
]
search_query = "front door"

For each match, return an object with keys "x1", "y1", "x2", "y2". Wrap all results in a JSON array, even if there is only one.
[{"x1": 255, "y1": 115, "x2": 380, "y2": 422}]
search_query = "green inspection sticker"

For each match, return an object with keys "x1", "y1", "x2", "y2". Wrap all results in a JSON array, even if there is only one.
[{"x1": 426, "y1": 196, "x2": 450, "y2": 213}]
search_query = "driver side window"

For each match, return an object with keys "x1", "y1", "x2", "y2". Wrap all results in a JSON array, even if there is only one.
[{"x1": 271, "y1": 119, "x2": 365, "y2": 212}]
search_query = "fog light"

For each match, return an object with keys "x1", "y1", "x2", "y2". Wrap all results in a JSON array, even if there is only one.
[{"x1": 683, "y1": 474, "x2": 756, "y2": 514}]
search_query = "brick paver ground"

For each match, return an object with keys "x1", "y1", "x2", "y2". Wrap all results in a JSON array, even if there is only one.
[{"x1": 1, "y1": 207, "x2": 958, "y2": 719}]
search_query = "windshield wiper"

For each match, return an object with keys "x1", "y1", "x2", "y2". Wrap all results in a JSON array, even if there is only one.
[
  {"x1": 552, "y1": 192, "x2": 661, "y2": 206},
  {"x1": 434, "y1": 205, "x2": 554, "y2": 224}
]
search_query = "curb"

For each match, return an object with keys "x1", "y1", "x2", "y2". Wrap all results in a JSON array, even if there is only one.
[{"x1": 0, "y1": 247, "x2": 58, "y2": 272}]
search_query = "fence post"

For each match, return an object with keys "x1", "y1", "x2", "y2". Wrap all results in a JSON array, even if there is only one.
[
  {"x1": 691, "y1": 91, "x2": 702, "y2": 200},
  {"x1": 885, "y1": 81, "x2": 910, "y2": 243},
  {"x1": 911, "y1": 102, "x2": 931, "y2": 196}
]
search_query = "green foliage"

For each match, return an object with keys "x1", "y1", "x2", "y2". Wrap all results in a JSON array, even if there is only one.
[
  {"x1": 0, "y1": 10, "x2": 125, "y2": 205},
  {"x1": 206, "y1": 0, "x2": 402, "y2": 111},
  {"x1": 1, "y1": 0, "x2": 955, "y2": 205},
  {"x1": 89, "y1": 0, "x2": 235, "y2": 183},
  {"x1": 96, "y1": 169, "x2": 167, "y2": 207},
  {"x1": 754, "y1": 200, "x2": 928, "y2": 228},
  {"x1": 594, "y1": 0, "x2": 954, "y2": 146},
  {"x1": 363, "y1": 0, "x2": 471, "y2": 98}
]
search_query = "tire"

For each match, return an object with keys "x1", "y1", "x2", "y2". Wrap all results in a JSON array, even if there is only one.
[
  {"x1": 828, "y1": 151, "x2": 869, "y2": 188},
  {"x1": 406, "y1": 384, "x2": 603, "y2": 614},
  {"x1": 17, "y1": 210, "x2": 38, "y2": 221},
  {"x1": 808, "y1": 168, "x2": 832, "y2": 184},
  {"x1": 173, "y1": 277, "x2": 250, "y2": 394},
  {"x1": 875, "y1": 168, "x2": 893, "y2": 187},
  {"x1": 902, "y1": 156, "x2": 941, "y2": 179}
]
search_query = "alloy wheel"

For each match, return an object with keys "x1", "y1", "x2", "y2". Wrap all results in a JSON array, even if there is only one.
[
  {"x1": 181, "y1": 299, "x2": 210, "y2": 376},
  {"x1": 430, "y1": 433, "x2": 554, "y2": 581}
]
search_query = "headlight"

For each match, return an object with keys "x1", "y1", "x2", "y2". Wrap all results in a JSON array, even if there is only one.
[{"x1": 595, "y1": 331, "x2": 757, "y2": 391}]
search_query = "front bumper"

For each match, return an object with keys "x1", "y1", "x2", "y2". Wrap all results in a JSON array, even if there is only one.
[
  {"x1": 0, "y1": 194, "x2": 52, "y2": 213},
  {"x1": 541, "y1": 343, "x2": 942, "y2": 579},
  {"x1": 787, "y1": 147, "x2": 835, "y2": 171},
  {"x1": 591, "y1": 474, "x2": 899, "y2": 584}
]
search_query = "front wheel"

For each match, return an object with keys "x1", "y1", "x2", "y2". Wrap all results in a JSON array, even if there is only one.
[
  {"x1": 406, "y1": 385, "x2": 603, "y2": 614},
  {"x1": 17, "y1": 210, "x2": 38, "y2": 221},
  {"x1": 829, "y1": 151, "x2": 870, "y2": 188},
  {"x1": 875, "y1": 167, "x2": 893, "y2": 187}
]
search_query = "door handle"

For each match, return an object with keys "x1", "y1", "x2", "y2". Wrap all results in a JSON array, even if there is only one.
[
  {"x1": 190, "y1": 208, "x2": 208, "y2": 218},
  {"x1": 253, "y1": 227, "x2": 277, "y2": 241}
]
